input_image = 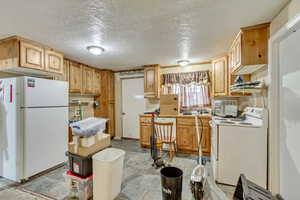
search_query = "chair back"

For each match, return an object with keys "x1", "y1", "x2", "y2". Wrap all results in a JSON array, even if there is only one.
[{"x1": 154, "y1": 122, "x2": 174, "y2": 142}]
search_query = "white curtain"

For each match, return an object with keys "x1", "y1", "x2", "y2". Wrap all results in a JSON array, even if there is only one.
[
  {"x1": 161, "y1": 71, "x2": 210, "y2": 108},
  {"x1": 161, "y1": 83, "x2": 210, "y2": 108}
]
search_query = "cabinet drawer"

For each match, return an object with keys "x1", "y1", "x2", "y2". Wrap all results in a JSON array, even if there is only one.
[
  {"x1": 177, "y1": 117, "x2": 210, "y2": 126},
  {"x1": 177, "y1": 118, "x2": 195, "y2": 125}
]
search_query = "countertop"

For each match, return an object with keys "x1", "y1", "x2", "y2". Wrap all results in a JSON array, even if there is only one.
[{"x1": 139, "y1": 113, "x2": 212, "y2": 119}]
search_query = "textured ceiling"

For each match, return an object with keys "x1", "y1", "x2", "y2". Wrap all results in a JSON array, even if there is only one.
[{"x1": 0, "y1": 0, "x2": 288, "y2": 70}]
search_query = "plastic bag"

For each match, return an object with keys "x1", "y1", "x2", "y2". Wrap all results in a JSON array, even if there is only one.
[{"x1": 202, "y1": 163, "x2": 229, "y2": 200}]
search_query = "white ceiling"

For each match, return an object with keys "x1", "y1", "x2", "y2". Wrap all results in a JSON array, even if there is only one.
[{"x1": 0, "y1": 0, "x2": 288, "y2": 70}]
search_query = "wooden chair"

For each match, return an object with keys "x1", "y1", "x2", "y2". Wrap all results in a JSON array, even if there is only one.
[{"x1": 154, "y1": 122, "x2": 176, "y2": 161}]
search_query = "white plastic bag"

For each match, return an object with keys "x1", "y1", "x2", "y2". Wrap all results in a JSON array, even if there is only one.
[{"x1": 203, "y1": 163, "x2": 229, "y2": 200}]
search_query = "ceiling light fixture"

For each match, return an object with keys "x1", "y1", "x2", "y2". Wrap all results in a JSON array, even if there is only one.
[
  {"x1": 177, "y1": 59, "x2": 190, "y2": 67},
  {"x1": 87, "y1": 45, "x2": 105, "y2": 55}
]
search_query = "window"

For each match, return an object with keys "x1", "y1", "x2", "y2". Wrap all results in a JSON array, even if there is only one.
[{"x1": 161, "y1": 71, "x2": 210, "y2": 109}]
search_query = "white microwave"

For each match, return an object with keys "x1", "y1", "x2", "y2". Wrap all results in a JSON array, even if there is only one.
[{"x1": 213, "y1": 100, "x2": 238, "y2": 117}]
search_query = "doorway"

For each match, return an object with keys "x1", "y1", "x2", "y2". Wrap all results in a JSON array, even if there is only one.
[{"x1": 121, "y1": 77, "x2": 145, "y2": 139}]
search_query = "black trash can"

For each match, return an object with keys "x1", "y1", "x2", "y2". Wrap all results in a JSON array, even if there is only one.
[{"x1": 160, "y1": 167, "x2": 183, "y2": 200}]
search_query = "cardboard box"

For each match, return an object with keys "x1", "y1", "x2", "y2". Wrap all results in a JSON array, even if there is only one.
[
  {"x1": 68, "y1": 133, "x2": 111, "y2": 157},
  {"x1": 160, "y1": 94, "x2": 180, "y2": 115}
]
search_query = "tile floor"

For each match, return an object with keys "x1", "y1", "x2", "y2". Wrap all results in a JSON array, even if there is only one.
[{"x1": 0, "y1": 139, "x2": 235, "y2": 200}]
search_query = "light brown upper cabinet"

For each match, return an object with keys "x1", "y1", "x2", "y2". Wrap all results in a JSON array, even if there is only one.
[
  {"x1": 94, "y1": 70, "x2": 115, "y2": 136},
  {"x1": 93, "y1": 70, "x2": 101, "y2": 95},
  {"x1": 54, "y1": 59, "x2": 69, "y2": 81},
  {"x1": 144, "y1": 65, "x2": 160, "y2": 98},
  {"x1": 82, "y1": 65, "x2": 94, "y2": 94},
  {"x1": 45, "y1": 49, "x2": 64, "y2": 74},
  {"x1": 69, "y1": 61, "x2": 82, "y2": 93},
  {"x1": 62, "y1": 59, "x2": 70, "y2": 82},
  {"x1": 0, "y1": 36, "x2": 64, "y2": 75},
  {"x1": 20, "y1": 41, "x2": 44, "y2": 70},
  {"x1": 229, "y1": 23, "x2": 270, "y2": 75},
  {"x1": 212, "y1": 56, "x2": 228, "y2": 97}
]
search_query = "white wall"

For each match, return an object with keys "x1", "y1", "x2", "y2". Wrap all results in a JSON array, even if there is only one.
[
  {"x1": 271, "y1": 0, "x2": 300, "y2": 36},
  {"x1": 279, "y1": 26, "x2": 300, "y2": 200}
]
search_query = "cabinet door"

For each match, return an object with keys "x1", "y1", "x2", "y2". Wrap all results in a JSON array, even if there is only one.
[
  {"x1": 140, "y1": 123, "x2": 151, "y2": 146},
  {"x1": 144, "y1": 65, "x2": 159, "y2": 98},
  {"x1": 193, "y1": 126, "x2": 211, "y2": 155},
  {"x1": 63, "y1": 59, "x2": 70, "y2": 82},
  {"x1": 234, "y1": 35, "x2": 242, "y2": 69},
  {"x1": 69, "y1": 61, "x2": 82, "y2": 93},
  {"x1": 82, "y1": 66, "x2": 94, "y2": 94},
  {"x1": 54, "y1": 59, "x2": 69, "y2": 81},
  {"x1": 177, "y1": 125, "x2": 194, "y2": 151},
  {"x1": 45, "y1": 49, "x2": 63, "y2": 74},
  {"x1": 231, "y1": 34, "x2": 242, "y2": 71},
  {"x1": 212, "y1": 56, "x2": 228, "y2": 97},
  {"x1": 20, "y1": 41, "x2": 44, "y2": 70},
  {"x1": 228, "y1": 50, "x2": 233, "y2": 70},
  {"x1": 93, "y1": 70, "x2": 101, "y2": 95}
]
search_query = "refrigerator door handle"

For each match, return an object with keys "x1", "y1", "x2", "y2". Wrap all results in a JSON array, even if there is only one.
[
  {"x1": 217, "y1": 126, "x2": 219, "y2": 161},
  {"x1": 10, "y1": 84, "x2": 13, "y2": 103}
]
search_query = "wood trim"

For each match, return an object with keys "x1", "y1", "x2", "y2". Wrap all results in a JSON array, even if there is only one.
[
  {"x1": 121, "y1": 137, "x2": 139, "y2": 141},
  {"x1": 160, "y1": 61, "x2": 211, "y2": 69},
  {"x1": 114, "y1": 61, "x2": 212, "y2": 72},
  {"x1": 121, "y1": 76, "x2": 144, "y2": 80},
  {"x1": 240, "y1": 22, "x2": 271, "y2": 31},
  {"x1": 140, "y1": 144, "x2": 210, "y2": 156},
  {"x1": 113, "y1": 68, "x2": 144, "y2": 73}
]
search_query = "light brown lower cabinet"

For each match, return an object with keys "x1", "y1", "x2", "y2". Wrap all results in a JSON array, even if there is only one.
[
  {"x1": 139, "y1": 115, "x2": 211, "y2": 156},
  {"x1": 176, "y1": 125, "x2": 194, "y2": 151},
  {"x1": 192, "y1": 126, "x2": 211, "y2": 155},
  {"x1": 140, "y1": 123, "x2": 152, "y2": 146}
]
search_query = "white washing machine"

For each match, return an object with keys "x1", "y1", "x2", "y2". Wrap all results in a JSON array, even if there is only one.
[{"x1": 210, "y1": 107, "x2": 268, "y2": 188}]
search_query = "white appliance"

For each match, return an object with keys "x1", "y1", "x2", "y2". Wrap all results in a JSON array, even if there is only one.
[
  {"x1": 210, "y1": 107, "x2": 268, "y2": 188},
  {"x1": 213, "y1": 100, "x2": 238, "y2": 117},
  {"x1": 0, "y1": 77, "x2": 68, "y2": 182}
]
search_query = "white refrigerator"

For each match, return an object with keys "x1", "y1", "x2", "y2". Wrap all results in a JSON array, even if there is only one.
[{"x1": 0, "y1": 77, "x2": 68, "y2": 182}]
